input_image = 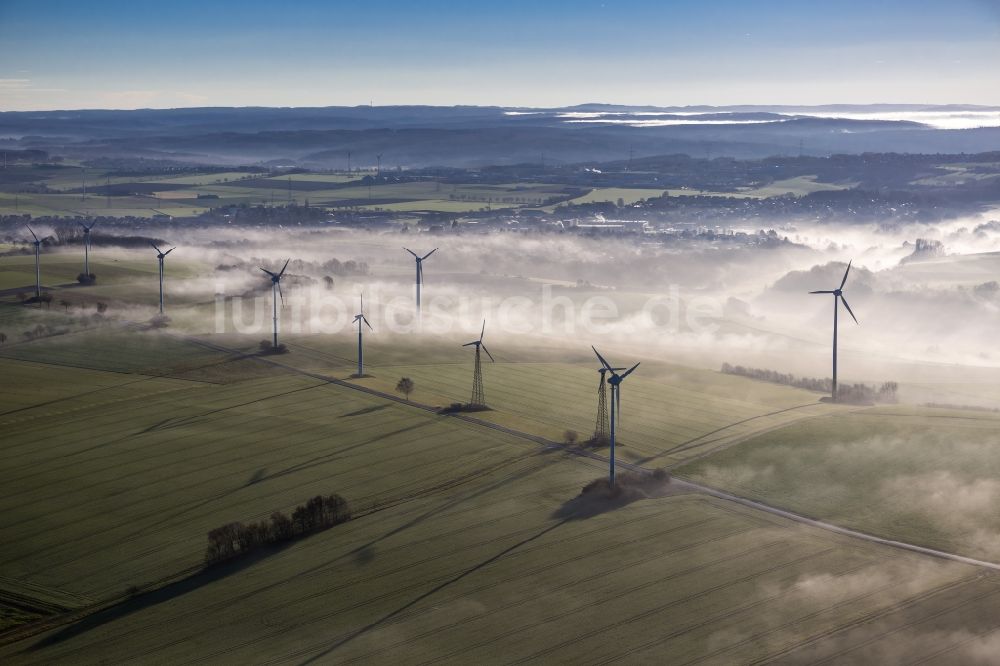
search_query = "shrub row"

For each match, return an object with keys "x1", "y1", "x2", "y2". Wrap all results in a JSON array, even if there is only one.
[
  {"x1": 721, "y1": 363, "x2": 898, "y2": 403},
  {"x1": 205, "y1": 494, "x2": 350, "y2": 565}
]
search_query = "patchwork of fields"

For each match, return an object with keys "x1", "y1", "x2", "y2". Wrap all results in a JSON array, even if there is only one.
[{"x1": 2, "y1": 247, "x2": 1000, "y2": 661}]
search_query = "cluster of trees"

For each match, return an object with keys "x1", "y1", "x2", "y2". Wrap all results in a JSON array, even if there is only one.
[
  {"x1": 837, "y1": 381, "x2": 898, "y2": 404},
  {"x1": 721, "y1": 363, "x2": 898, "y2": 404},
  {"x1": 258, "y1": 339, "x2": 289, "y2": 355},
  {"x1": 21, "y1": 323, "x2": 66, "y2": 341},
  {"x1": 449, "y1": 193, "x2": 548, "y2": 204},
  {"x1": 205, "y1": 494, "x2": 350, "y2": 566},
  {"x1": 581, "y1": 469, "x2": 670, "y2": 499},
  {"x1": 319, "y1": 257, "x2": 369, "y2": 277},
  {"x1": 721, "y1": 363, "x2": 831, "y2": 392}
]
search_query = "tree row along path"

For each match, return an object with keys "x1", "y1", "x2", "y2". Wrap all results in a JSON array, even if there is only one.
[{"x1": 183, "y1": 333, "x2": 1000, "y2": 573}]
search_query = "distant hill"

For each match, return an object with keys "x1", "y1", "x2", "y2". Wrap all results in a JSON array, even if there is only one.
[{"x1": 2, "y1": 105, "x2": 1000, "y2": 168}]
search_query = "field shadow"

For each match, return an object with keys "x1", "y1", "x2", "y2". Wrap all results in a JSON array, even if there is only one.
[
  {"x1": 340, "y1": 404, "x2": 391, "y2": 418},
  {"x1": 353, "y1": 544, "x2": 376, "y2": 566},
  {"x1": 299, "y1": 519, "x2": 567, "y2": 664},
  {"x1": 246, "y1": 468, "x2": 267, "y2": 485},
  {"x1": 552, "y1": 475, "x2": 678, "y2": 521},
  {"x1": 26, "y1": 544, "x2": 291, "y2": 652}
]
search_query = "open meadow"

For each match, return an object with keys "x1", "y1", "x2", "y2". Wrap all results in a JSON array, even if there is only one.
[
  {"x1": 4, "y1": 333, "x2": 1000, "y2": 662},
  {"x1": 678, "y1": 405, "x2": 1000, "y2": 561},
  {"x1": 2, "y1": 222, "x2": 1000, "y2": 662}
]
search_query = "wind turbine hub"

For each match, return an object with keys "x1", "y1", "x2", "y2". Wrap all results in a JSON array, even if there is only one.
[{"x1": 834, "y1": 289, "x2": 842, "y2": 296}]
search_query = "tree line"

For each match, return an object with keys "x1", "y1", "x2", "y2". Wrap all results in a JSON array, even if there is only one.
[
  {"x1": 205, "y1": 494, "x2": 350, "y2": 566},
  {"x1": 721, "y1": 363, "x2": 898, "y2": 403}
]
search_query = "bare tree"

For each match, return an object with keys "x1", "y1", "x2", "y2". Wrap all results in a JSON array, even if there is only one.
[{"x1": 396, "y1": 377, "x2": 415, "y2": 401}]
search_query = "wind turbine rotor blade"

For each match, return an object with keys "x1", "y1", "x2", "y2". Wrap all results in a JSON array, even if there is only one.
[
  {"x1": 260, "y1": 267, "x2": 276, "y2": 277},
  {"x1": 422, "y1": 248, "x2": 438, "y2": 260},
  {"x1": 363, "y1": 316, "x2": 373, "y2": 331},
  {"x1": 592, "y1": 346, "x2": 613, "y2": 371},
  {"x1": 840, "y1": 260, "x2": 852, "y2": 290},
  {"x1": 277, "y1": 282, "x2": 284, "y2": 306},
  {"x1": 809, "y1": 290, "x2": 835, "y2": 294},
  {"x1": 150, "y1": 242, "x2": 163, "y2": 253},
  {"x1": 164, "y1": 247, "x2": 175, "y2": 256},
  {"x1": 26, "y1": 226, "x2": 38, "y2": 242},
  {"x1": 840, "y1": 295, "x2": 859, "y2": 324},
  {"x1": 278, "y1": 258, "x2": 290, "y2": 277},
  {"x1": 620, "y1": 362, "x2": 641, "y2": 379},
  {"x1": 404, "y1": 247, "x2": 418, "y2": 258},
  {"x1": 482, "y1": 344, "x2": 495, "y2": 362},
  {"x1": 462, "y1": 341, "x2": 478, "y2": 347},
  {"x1": 480, "y1": 319, "x2": 486, "y2": 342}
]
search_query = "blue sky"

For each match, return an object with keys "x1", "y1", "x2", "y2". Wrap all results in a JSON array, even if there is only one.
[{"x1": 1, "y1": 0, "x2": 998, "y2": 110}]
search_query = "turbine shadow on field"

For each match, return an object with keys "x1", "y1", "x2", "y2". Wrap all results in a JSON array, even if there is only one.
[
  {"x1": 340, "y1": 450, "x2": 565, "y2": 568},
  {"x1": 26, "y1": 545, "x2": 291, "y2": 652},
  {"x1": 249, "y1": 421, "x2": 436, "y2": 485},
  {"x1": 339, "y1": 404, "x2": 391, "y2": 418},
  {"x1": 299, "y1": 519, "x2": 568, "y2": 664}
]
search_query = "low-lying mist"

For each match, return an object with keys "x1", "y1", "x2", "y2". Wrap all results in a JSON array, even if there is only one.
[{"x1": 18, "y1": 207, "x2": 1000, "y2": 405}]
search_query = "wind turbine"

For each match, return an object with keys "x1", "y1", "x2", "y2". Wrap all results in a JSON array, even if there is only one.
[
  {"x1": 25, "y1": 226, "x2": 43, "y2": 300},
  {"x1": 810, "y1": 261, "x2": 859, "y2": 402},
  {"x1": 403, "y1": 247, "x2": 437, "y2": 317},
  {"x1": 150, "y1": 242, "x2": 175, "y2": 315},
  {"x1": 79, "y1": 221, "x2": 96, "y2": 277},
  {"x1": 463, "y1": 320, "x2": 495, "y2": 407},
  {"x1": 260, "y1": 259, "x2": 290, "y2": 349},
  {"x1": 593, "y1": 346, "x2": 639, "y2": 487},
  {"x1": 593, "y1": 364, "x2": 624, "y2": 444},
  {"x1": 353, "y1": 293, "x2": 373, "y2": 377}
]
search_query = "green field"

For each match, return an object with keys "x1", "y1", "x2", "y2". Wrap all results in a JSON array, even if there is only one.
[
  {"x1": 743, "y1": 175, "x2": 852, "y2": 198},
  {"x1": 3, "y1": 321, "x2": 1000, "y2": 661},
  {"x1": 0, "y1": 166, "x2": 585, "y2": 216},
  {"x1": 270, "y1": 332, "x2": 835, "y2": 466},
  {"x1": 678, "y1": 405, "x2": 1000, "y2": 560},
  {"x1": 3, "y1": 231, "x2": 1000, "y2": 661},
  {"x1": 562, "y1": 187, "x2": 666, "y2": 206}
]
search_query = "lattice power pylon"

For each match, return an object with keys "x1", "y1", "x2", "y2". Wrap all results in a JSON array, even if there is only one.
[
  {"x1": 594, "y1": 368, "x2": 609, "y2": 442},
  {"x1": 470, "y1": 344, "x2": 486, "y2": 406}
]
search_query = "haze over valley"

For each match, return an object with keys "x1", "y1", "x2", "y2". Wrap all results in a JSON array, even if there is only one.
[{"x1": 3, "y1": 1, "x2": 1000, "y2": 663}]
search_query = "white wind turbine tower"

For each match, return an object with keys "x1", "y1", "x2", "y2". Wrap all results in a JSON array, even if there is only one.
[
  {"x1": 353, "y1": 293, "x2": 374, "y2": 377},
  {"x1": 403, "y1": 247, "x2": 437, "y2": 319},
  {"x1": 593, "y1": 346, "x2": 640, "y2": 487},
  {"x1": 150, "y1": 242, "x2": 175, "y2": 315},
  {"x1": 79, "y1": 221, "x2": 96, "y2": 277},
  {"x1": 25, "y1": 225, "x2": 46, "y2": 301},
  {"x1": 809, "y1": 261, "x2": 859, "y2": 402},
  {"x1": 260, "y1": 259, "x2": 290, "y2": 349}
]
